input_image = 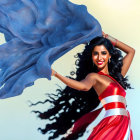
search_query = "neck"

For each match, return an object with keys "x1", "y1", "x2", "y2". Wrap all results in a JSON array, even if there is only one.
[
  {"x1": 99, "y1": 70, "x2": 109, "y2": 74},
  {"x1": 97, "y1": 67, "x2": 109, "y2": 75}
]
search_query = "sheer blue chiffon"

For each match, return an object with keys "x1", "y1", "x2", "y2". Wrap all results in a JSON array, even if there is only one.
[{"x1": 0, "y1": 0, "x2": 102, "y2": 99}]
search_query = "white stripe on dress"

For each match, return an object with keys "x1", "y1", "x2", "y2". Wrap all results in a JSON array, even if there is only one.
[
  {"x1": 123, "y1": 122, "x2": 130, "y2": 140},
  {"x1": 100, "y1": 95, "x2": 127, "y2": 106},
  {"x1": 104, "y1": 108, "x2": 128, "y2": 118}
]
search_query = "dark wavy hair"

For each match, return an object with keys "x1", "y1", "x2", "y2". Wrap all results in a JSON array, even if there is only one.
[{"x1": 31, "y1": 37, "x2": 132, "y2": 140}]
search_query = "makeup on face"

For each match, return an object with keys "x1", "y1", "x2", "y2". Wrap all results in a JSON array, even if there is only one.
[{"x1": 92, "y1": 45, "x2": 110, "y2": 68}]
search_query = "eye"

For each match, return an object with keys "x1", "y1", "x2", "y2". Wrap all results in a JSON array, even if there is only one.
[
  {"x1": 101, "y1": 51, "x2": 107, "y2": 55},
  {"x1": 93, "y1": 51, "x2": 98, "y2": 55}
]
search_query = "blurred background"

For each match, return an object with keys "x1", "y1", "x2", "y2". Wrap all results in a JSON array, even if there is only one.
[{"x1": 0, "y1": 0, "x2": 139, "y2": 139}]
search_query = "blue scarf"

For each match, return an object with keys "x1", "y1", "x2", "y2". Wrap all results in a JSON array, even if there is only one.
[{"x1": 0, "y1": 0, "x2": 102, "y2": 99}]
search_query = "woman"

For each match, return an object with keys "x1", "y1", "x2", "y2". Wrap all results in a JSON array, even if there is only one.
[{"x1": 33, "y1": 33, "x2": 135, "y2": 140}]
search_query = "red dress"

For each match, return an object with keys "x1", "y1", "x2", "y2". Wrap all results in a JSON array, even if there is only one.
[{"x1": 66, "y1": 72, "x2": 133, "y2": 140}]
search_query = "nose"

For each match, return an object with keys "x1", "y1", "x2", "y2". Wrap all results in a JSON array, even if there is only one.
[{"x1": 98, "y1": 53, "x2": 102, "y2": 60}]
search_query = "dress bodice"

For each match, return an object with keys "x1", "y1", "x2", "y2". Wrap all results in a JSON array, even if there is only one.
[
  {"x1": 98, "y1": 71, "x2": 126, "y2": 98},
  {"x1": 97, "y1": 71, "x2": 128, "y2": 118},
  {"x1": 67, "y1": 72, "x2": 132, "y2": 140}
]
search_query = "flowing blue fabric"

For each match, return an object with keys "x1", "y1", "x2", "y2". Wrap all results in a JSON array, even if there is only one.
[{"x1": 0, "y1": 0, "x2": 102, "y2": 99}]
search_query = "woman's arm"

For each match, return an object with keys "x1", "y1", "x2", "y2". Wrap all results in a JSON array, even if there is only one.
[
  {"x1": 103, "y1": 32, "x2": 135, "y2": 77},
  {"x1": 51, "y1": 69, "x2": 96, "y2": 91}
]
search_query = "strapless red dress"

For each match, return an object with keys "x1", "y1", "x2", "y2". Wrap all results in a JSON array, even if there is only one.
[{"x1": 66, "y1": 71, "x2": 133, "y2": 140}]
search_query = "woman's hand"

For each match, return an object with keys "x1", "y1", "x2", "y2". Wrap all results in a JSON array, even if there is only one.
[
  {"x1": 51, "y1": 68, "x2": 57, "y2": 76},
  {"x1": 51, "y1": 69, "x2": 97, "y2": 91},
  {"x1": 102, "y1": 31, "x2": 118, "y2": 46},
  {"x1": 102, "y1": 31, "x2": 106, "y2": 37},
  {"x1": 52, "y1": 69, "x2": 96, "y2": 91},
  {"x1": 102, "y1": 31, "x2": 135, "y2": 77}
]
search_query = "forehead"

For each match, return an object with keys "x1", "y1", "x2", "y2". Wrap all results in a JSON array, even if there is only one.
[{"x1": 93, "y1": 45, "x2": 108, "y2": 52}]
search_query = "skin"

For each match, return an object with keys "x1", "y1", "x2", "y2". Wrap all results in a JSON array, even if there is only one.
[
  {"x1": 92, "y1": 45, "x2": 111, "y2": 74},
  {"x1": 51, "y1": 33, "x2": 135, "y2": 136},
  {"x1": 51, "y1": 45, "x2": 111, "y2": 95},
  {"x1": 51, "y1": 33, "x2": 135, "y2": 96}
]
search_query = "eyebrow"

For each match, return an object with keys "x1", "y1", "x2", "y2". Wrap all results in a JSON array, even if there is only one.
[{"x1": 93, "y1": 50, "x2": 107, "y2": 53}]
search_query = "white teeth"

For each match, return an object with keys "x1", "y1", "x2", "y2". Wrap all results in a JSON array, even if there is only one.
[{"x1": 97, "y1": 61, "x2": 104, "y2": 64}]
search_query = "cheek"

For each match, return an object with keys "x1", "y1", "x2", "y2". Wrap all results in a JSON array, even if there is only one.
[
  {"x1": 103, "y1": 56, "x2": 110, "y2": 63},
  {"x1": 104, "y1": 55, "x2": 108, "y2": 60},
  {"x1": 106, "y1": 55, "x2": 110, "y2": 60},
  {"x1": 92, "y1": 55, "x2": 97, "y2": 62}
]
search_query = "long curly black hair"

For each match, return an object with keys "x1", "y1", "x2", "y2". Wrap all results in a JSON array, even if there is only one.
[{"x1": 31, "y1": 37, "x2": 132, "y2": 140}]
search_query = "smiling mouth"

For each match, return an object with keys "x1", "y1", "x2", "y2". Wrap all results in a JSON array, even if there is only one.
[{"x1": 97, "y1": 61, "x2": 104, "y2": 65}]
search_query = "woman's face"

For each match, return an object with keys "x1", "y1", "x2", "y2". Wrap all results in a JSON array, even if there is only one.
[{"x1": 92, "y1": 45, "x2": 111, "y2": 70}]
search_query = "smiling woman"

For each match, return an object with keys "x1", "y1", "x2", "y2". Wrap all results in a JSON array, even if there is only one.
[
  {"x1": 92, "y1": 45, "x2": 111, "y2": 71},
  {"x1": 33, "y1": 36, "x2": 135, "y2": 140},
  {"x1": 0, "y1": 0, "x2": 138, "y2": 139}
]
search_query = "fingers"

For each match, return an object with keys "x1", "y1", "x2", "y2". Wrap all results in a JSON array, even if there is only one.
[
  {"x1": 102, "y1": 31, "x2": 106, "y2": 37},
  {"x1": 51, "y1": 69, "x2": 57, "y2": 76}
]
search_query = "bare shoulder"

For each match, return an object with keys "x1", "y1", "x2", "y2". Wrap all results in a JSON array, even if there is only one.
[
  {"x1": 86, "y1": 72, "x2": 98, "y2": 78},
  {"x1": 87, "y1": 72, "x2": 110, "y2": 84},
  {"x1": 85, "y1": 72, "x2": 99, "y2": 83}
]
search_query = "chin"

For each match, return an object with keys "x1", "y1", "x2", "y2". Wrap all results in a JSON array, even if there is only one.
[{"x1": 96, "y1": 65, "x2": 106, "y2": 70}]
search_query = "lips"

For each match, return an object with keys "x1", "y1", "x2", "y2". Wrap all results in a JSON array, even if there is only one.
[{"x1": 97, "y1": 61, "x2": 104, "y2": 65}]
